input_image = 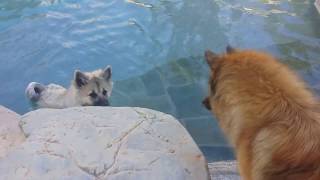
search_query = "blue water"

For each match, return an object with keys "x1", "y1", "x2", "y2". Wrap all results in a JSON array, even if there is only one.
[{"x1": 0, "y1": 0, "x2": 320, "y2": 161}]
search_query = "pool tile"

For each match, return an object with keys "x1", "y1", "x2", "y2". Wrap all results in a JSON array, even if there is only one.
[
  {"x1": 167, "y1": 83, "x2": 210, "y2": 118},
  {"x1": 184, "y1": 116, "x2": 228, "y2": 146},
  {"x1": 109, "y1": 90, "x2": 133, "y2": 107},
  {"x1": 130, "y1": 95, "x2": 176, "y2": 116},
  {"x1": 157, "y1": 61, "x2": 191, "y2": 86},
  {"x1": 141, "y1": 69, "x2": 166, "y2": 96},
  {"x1": 113, "y1": 76, "x2": 148, "y2": 96},
  {"x1": 176, "y1": 56, "x2": 208, "y2": 79},
  {"x1": 158, "y1": 57, "x2": 210, "y2": 87}
]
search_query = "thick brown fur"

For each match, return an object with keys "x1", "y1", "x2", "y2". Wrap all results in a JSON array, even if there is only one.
[{"x1": 203, "y1": 47, "x2": 320, "y2": 180}]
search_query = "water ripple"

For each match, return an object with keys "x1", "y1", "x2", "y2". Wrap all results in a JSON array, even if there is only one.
[
  {"x1": 46, "y1": 11, "x2": 73, "y2": 19},
  {"x1": 0, "y1": 0, "x2": 319, "y2": 118},
  {"x1": 126, "y1": 0, "x2": 154, "y2": 8},
  {"x1": 39, "y1": 0, "x2": 61, "y2": 6}
]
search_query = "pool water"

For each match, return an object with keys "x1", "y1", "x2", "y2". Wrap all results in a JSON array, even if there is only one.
[{"x1": 0, "y1": 0, "x2": 319, "y2": 161}]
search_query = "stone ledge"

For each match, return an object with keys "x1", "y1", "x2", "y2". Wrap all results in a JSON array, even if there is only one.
[
  {"x1": 0, "y1": 106, "x2": 25, "y2": 158},
  {"x1": 0, "y1": 106, "x2": 240, "y2": 179},
  {"x1": 0, "y1": 107, "x2": 210, "y2": 180}
]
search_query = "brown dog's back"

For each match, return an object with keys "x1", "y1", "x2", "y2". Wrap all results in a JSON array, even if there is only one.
[{"x1": 203, "y1": 48, "x2": 320, "y2": 180}]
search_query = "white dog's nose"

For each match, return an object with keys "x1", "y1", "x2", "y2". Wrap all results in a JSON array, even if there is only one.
[{"x1": 25, "y1": 82, "x2": 45, "y2": 101}]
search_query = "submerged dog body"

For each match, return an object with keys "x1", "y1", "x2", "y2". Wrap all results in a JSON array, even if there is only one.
[
  {"x1": 203, "y1": 48, "x2": 320, "y2": 180},
  {"x1": 26, "y1": 66, "x2": 113, "y2": 108}
]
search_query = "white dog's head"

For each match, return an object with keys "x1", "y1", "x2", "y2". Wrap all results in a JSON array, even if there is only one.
[{"x1": 72, "y1": 66, "x2": 113, "y2": 106}]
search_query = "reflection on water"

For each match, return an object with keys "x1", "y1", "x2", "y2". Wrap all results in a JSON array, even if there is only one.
[{"x1": 0, "y1": 0, "x2": 319, "y2": 161}]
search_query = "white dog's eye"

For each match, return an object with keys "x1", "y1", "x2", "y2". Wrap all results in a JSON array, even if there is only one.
[
  {"x1": 89, "y1": 91, "x2": 97, "y2": 98},
  {"x1": 102, "y1": 89, "x2": 107, "y2": 96}
]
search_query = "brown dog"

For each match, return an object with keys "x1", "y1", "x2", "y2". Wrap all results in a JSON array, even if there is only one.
[{"x1": 203, "y1": 47, "x2": 320, "y2": 180}]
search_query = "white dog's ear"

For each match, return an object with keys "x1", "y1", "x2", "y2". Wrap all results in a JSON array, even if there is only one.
[
  {"x1": 102, "y1": 66, "x2": 112, "y2": 81},
  {"x1": 74, "y1": 70, "x2": 89, "y2": 88}
]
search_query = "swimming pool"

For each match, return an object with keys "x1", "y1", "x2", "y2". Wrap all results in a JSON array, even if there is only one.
[{"x1": 0, "y1": 0, "x2": 319, "y2": 161}]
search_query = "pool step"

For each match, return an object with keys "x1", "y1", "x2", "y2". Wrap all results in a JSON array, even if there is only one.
[
  {"x1": 208, "y1": 161, "x2": 240, "y2": 180},
  {"x1": 316, "y1": 0, "x2": 320, "y2": 13}
]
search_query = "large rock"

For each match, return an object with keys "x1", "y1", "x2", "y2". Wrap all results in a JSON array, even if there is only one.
[
  {"x1": 0, "y1": 107, "x2": 210, "y2": 180},
  {"x1": 0, "y1": 106, "x2": 25, "y2": 158}
]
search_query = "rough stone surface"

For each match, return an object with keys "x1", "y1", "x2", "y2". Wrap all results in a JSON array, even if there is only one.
[
  {"x1": 0, "y1": 106, "x2": 25, "y2": 158},
  {"x1": 0, "y1": 107, "x2": 210, "y2": 180},
  {"x1": 208, "y1": 161, "x2": 240, "y2": 180}
]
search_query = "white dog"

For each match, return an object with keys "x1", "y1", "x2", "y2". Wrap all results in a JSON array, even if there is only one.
[{"x1": 26, "y1": 66, "x2": 113, "y2": 108}]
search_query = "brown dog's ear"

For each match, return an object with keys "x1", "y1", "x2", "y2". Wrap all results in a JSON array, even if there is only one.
[
  {"x1": 226, "y1": 45, "x2": 236, "y2": 54},
  {"x1": 202, "y1": 97, "x2": 211, "y2": 110},
  {"x1": 205, "y1": 50, "x2": 218, "y2": 67}
]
